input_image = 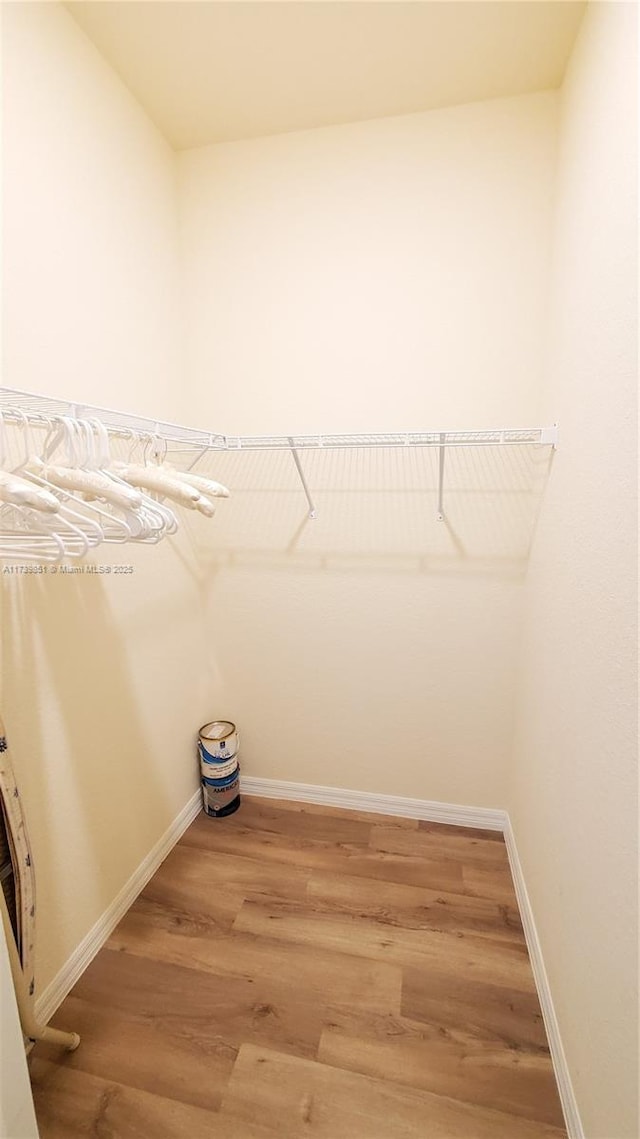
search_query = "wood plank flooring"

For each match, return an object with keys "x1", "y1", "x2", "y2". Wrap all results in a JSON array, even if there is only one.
[{"x1": 29, "y1": 796, "x2": 566, "y2": 1138}]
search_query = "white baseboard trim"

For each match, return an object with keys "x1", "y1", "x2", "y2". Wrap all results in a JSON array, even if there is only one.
[
  {"x1": 503, "y1": 817, "x2": 584, "y2": 1139},
  {"x1": 241, "y1": 775, "x2": 507, "y2": 830},
  {"x1": 35, "y1": 789, "x2": 202, "y2": 1025}
]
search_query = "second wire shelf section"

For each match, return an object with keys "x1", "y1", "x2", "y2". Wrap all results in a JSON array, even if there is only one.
[{"x1": 210, "y1": 428, "x2": 558, "y2": 521}]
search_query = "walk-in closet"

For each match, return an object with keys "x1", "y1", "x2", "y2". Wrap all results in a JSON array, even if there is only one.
[{"x1": 1, "y1": 3, "x2": 637, "y2": 1138}]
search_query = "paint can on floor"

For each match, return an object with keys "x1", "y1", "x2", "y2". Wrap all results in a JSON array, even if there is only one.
[
  {"x1": 198, "y1": 720, "x2": 241, "y2": 817},
  {"x1": 201, "y1": 774, "x2": 241, "y2": 817}
]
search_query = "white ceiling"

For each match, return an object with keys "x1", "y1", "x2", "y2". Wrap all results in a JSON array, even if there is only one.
[{"x1": 65, "y1": 1, "x2": 586, "y2": 151}]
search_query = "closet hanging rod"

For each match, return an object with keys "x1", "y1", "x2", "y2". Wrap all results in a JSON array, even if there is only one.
[{"x1": 0, "y1": 388, "x2": 559, "y2": 451}]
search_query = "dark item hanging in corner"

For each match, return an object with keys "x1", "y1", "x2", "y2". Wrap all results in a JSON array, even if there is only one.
[
  {"x1": 0, "y1": 719, "x2": 36, "y2": 996},
  {"x1": 0, "y1": 714, "x2": 80, "y2": 1051}
]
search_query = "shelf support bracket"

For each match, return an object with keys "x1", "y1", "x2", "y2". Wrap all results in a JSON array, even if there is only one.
[
  {"x1": 288, "y1": 438, "x2": 317, "y2": 519},
  {"x1": 437, "y1": 433, "x2": 446, "y2": 521}
]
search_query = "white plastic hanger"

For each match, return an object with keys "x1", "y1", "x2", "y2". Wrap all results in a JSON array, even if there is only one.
[
  {"x1": 0, "y1": 469, "x2": 60, "y2": 512},
  {"x1": 32, "y1": 417, "x2": 144, "y2": 512},
  {"x1": 122, "y1": 442, "x2": 229, "y2": 515},
  {"x1": 166, "y1": 466, "x2": 230, "y2": 499},
  {"x1": 63, "y1": 418, "x2": 177, "y2": 544},
  {"x1": 0, "y1": 523, "x2": 67, "y2": 563},
  {"x1": 0, "y1": 413, "x2": 61, "y2": 513},
  {"x1": 6, "y1": 412, "x2": 101, "y2": 559},
  {"x1": 1, "y1": 411, "x2": 174, "y2": 560},
  {"x1": 105, "y1": 426, "x2": 179, "y2": 541},
  {"x1": 160, "y1": 466, "x2": 228, "y2": 516},
  {"x1": 0, "y1": 410, "x2": 64, "y2": 565},
  {"x1": 24, "y1": 418, "x2": 136, "y2": 547},
  {"x1": 113, "y1": 460, "x2": 202, "y2": 509}
]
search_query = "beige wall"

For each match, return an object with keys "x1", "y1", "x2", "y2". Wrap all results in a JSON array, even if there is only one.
[
  {"x1": 2, "y1": 0, "x2": 178, "y2": 420},
  {"x1": 181, "y1": 93, "x2": 557, "y2": 434},
  {"x1": 1, "y1": 2, "x2": 211, "y2": 995},
  {"x1": 511, "y1": 4, "x2": 638, "y2": 1137},
  {"x1": 178, "y1": 92, "x2": 558, "y2": 807}
]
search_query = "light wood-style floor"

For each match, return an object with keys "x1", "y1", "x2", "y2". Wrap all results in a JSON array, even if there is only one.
[{"x1": 30, "y1": 796, "x2": 566, "y2": 1138}]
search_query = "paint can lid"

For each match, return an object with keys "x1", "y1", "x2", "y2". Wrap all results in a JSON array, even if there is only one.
[{"x1": 199, "y1": 720, "x2": 236, "y2": 742}]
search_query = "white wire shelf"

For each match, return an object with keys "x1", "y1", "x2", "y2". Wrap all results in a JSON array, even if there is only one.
[
  {"x1": 0, "y1": 387, "x2": 223, "y2": 449},
  {"x1": 0, "y1": 388, "x2": 558, "y2": 450},
  {"x1": 215, "y1": 428, "x2": 557, "y2": 449},
  {"x1": 0, "y1": 386, "x2": 558, "y2": 521}
]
